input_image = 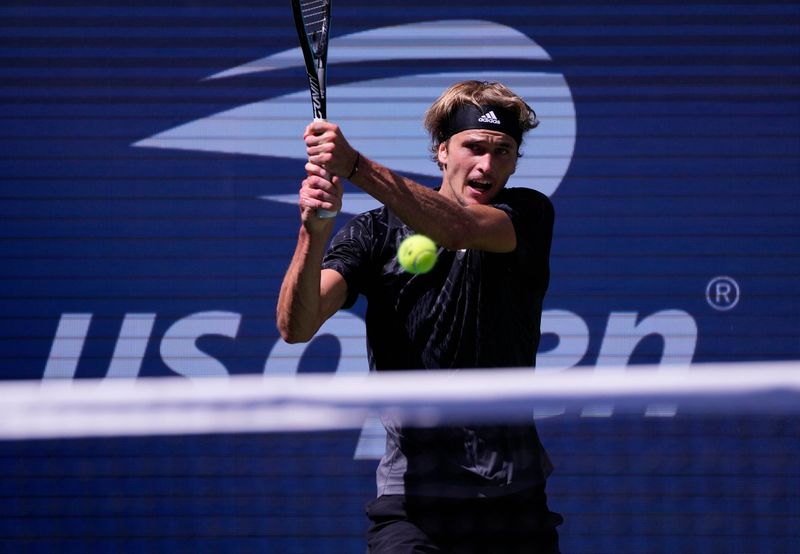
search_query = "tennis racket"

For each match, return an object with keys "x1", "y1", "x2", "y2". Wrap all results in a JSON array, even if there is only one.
[{"x1": 291, "y1": 0, "x2": 336, "y2": 218}]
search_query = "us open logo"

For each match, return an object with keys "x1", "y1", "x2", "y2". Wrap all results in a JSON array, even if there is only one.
[
  {"x1": 134, "y1": 19, "x2": 577, "y2": 214},
  {"x1": 130, "y1": 21, "x2": 609, "y2": 459}
]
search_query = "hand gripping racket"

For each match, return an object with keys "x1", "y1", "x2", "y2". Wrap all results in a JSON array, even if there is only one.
[{"x1": 291, "y1": 0, "x2": 337, "y2": 218}]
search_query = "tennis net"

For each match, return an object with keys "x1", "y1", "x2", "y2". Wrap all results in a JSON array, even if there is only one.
[{"x1": 0, "y1": 361, "x2": 797, "y2": 553}]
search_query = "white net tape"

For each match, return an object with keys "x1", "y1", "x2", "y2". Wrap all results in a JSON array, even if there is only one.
[{"x1": 1, "y1": 361, "x2": 798, "y2": 440}]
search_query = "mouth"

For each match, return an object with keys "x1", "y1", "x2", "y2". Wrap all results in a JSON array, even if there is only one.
[{"x1": 467, "y1": 179, "x2": 493, "y2": 193}]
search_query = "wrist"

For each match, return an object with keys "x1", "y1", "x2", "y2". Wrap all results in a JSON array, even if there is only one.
[{"x1": 347, "y1": 151, "x2": 361, "y2": 179}]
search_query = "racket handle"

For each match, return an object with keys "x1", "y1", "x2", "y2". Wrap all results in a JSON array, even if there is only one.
[{"x1": 312, "y1": 117, "x2": 338, "y2": 218}]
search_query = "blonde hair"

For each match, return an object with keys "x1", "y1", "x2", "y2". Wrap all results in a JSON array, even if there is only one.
[{"x1": 423, "y1": 80, "x2": 539, "y2": 163}]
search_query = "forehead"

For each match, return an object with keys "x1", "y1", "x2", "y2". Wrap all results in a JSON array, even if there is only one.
[{"x1": 450, "y1": 129, "x2": 517, "y2": 148}]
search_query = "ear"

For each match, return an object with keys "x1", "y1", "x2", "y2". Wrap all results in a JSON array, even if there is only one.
[
  {"x1": 437, "y1": 141, "x2": 449, "y2": 167},
  {"x1": 509, "y1": 146, "x2": 521, "y2": 175}
]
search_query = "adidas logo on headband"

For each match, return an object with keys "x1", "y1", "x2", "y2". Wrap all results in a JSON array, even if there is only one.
[
  {"x1": 444, "y1": 104, "x2": 523, "y2": 145},
  {"x1": 477, "y1": 110, "x2": 501, "y2": 125}
]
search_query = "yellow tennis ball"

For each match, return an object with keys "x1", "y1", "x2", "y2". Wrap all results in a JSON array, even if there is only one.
[{"x1": 397, "y1": 234, "x2": 437, "y2": 274}]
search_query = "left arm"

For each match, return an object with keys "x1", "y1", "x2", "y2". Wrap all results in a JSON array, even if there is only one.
[{"x1": 303, "y1": 122, "x2": 515, "y2": 253}]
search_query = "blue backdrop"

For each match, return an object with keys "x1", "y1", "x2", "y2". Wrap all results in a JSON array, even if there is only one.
[{"x1": 1, "y1": 1, "x2": 798, "y2": 552}]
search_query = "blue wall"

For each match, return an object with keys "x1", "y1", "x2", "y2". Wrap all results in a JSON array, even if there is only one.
[{"x1": 1, "y1": 1, "x2": 798, "y2": 552}]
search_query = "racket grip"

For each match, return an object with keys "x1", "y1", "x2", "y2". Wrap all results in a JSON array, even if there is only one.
[{"x1": 312, "y1": 117, "x2": 338, "y2": 219}]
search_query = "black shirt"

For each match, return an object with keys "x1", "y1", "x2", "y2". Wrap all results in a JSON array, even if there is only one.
[{"x1": 322, "y1": 187, "x2": 555, "y2": 497}]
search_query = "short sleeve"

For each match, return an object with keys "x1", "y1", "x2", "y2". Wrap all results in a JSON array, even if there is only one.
[
  {"x1": 321, "y1": 212, "x2": 378, "y2": 309},
  {"x1": 491, "y1": 188, "x2": 555, "y2": 283}
]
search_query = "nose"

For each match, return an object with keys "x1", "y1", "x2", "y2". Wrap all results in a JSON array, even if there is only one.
[{"x1": 475, "y1": 152, "x2": 493, "y2": 174}]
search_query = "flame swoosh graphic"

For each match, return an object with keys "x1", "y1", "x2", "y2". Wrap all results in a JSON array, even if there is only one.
[
  {"x1": 205, "y1": 19, "x2": 552, "y2": 80},
  {"x1": 134, "y1": 21, "x2": 575, "y2": 214}
]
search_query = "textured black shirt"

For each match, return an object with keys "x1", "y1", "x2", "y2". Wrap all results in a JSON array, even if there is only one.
[{"x1": 322, "y1": 187, "x2": 555, "y2": 497}]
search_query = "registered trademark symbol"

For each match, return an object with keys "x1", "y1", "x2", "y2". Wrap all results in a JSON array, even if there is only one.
[{"x1": 706, "y1": 276, "x2": 740, "y2": 311}]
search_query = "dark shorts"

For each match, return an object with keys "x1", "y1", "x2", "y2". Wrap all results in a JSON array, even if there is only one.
[{"x1": 365, "y1": 485, "x2": 563, "y2": 554}]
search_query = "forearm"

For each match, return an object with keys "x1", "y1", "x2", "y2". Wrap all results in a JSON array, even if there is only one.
[
  {"x1": 350, "y1": 154, "x2": 507, "y2": 251},
  {"x1": 304, "y1": 120, "x2": 514, "y2": 252},
  {"x1": 277, "y1": 226, "x2": 330, "y2": 343}
]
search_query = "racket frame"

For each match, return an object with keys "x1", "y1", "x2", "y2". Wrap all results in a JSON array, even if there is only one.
[{"x1": 291, "y1": 0, "x2": 336, "y2": 217}]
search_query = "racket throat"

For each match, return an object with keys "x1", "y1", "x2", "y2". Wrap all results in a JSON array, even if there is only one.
[{"x1": 308, "y1": 64, "x2": 326, "y2": 120}]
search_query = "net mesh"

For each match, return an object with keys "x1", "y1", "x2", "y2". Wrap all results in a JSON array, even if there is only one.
[{"x1": 1, "y1": 361, "x2": 798, "y2": 553}]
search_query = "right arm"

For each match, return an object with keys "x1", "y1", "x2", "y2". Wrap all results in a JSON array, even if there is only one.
[{"x1": 276, "y1": 173, "x2": 348, "y2": 344}]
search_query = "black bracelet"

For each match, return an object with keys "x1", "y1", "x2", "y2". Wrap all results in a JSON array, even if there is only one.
[{"x1": 347, "y1": 151, "x2": 360, "y2": 179}]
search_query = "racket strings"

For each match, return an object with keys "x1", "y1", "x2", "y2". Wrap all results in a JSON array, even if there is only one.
[{"x1": 300, "y1": 0, "x2": 329, "y2": 44}]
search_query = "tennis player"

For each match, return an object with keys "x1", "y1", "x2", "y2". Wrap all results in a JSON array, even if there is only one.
[{"x1": 278, "y1": 80, "x2": 562, "y2": 553}]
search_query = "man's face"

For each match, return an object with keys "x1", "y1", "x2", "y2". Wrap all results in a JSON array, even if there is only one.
[{"x1": 437, "y1": 129, "x2": 518, "y2": 206}]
